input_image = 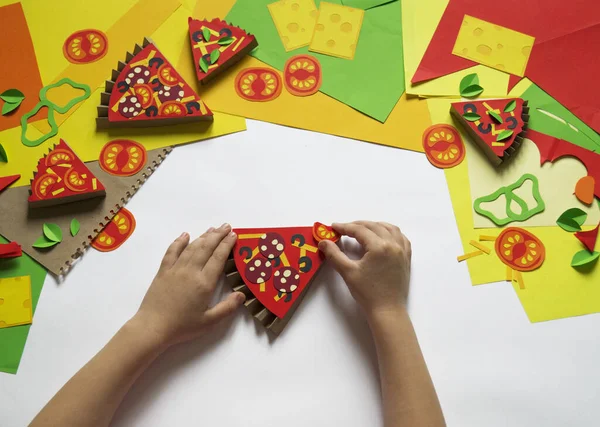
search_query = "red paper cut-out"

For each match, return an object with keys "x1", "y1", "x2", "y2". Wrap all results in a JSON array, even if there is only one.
[
  {"x1": 0, "y1": 174, "x2": 20, "y2": 194},
  {"x1": 0, "y1": 241, "x2": 22, "y2": 259},
  {"x1": 28, "y1": 140, "x2": 106, "y2": 208},
  {"x1": 234, "y1": 67, "x2": 282, "y2": 102},
  {"x1": 63, "y1": 29, "x2": 109, "y2": 64},
  {"x1": 312, "y1": 222, "x2": 339, "y2": 243},
  {"x1": 188, "y1": 18, "x2": 258, "y2": 85},
  {"x1": 233, "y1": 226, "x2": 325, "y2": 319},
  {"x1": 495, "y1": 227, "x2": 545, "y2": 272},
  {"x1": 575, "y1": 224, "x2": 599, "y2": 252},
  {"x1": 99, "y1": 140, "x2": 147, "y2": 177},
  {"x1": 283, "y1": 55, "x2": 322, "y2": 97},
  {"x1": 91, "y1": 207, "x2": 136, "y2": 252},
  {"x1": 422, "y1": 124, "x2": 466, "y2": 169}
]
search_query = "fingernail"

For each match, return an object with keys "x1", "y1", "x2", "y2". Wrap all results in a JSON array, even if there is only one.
[
  {"x1": 180, "y1": 232, "x2": 189, "y2": 239},
  {"x1": 229, "y1": 231, "x2": 237, "y2": 238},
  {"x1": 206, "y1": 227, "x2": 214, "y2": 233},
  {"x1": 221, "y1": 223, "x2": 231, "y2": 231}
]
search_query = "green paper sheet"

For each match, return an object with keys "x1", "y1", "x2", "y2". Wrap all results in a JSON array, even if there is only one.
[
  {"x1": 0, "y1": 236, "x2": 47, "y2": 374},
  {"x1": 226, "y1": 0, "x2": 404, "y2": 123},
  {"x1": 341, "y1": 0, "x2": 395, "y2": 9},
  {"x1": 521, "y1": 84, "x2": 600, "y2": 153}
]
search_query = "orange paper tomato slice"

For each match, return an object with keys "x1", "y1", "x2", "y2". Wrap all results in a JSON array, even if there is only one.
[
  {"x1": 99, "y1": 140, "x2": 147, "y2": 177},
  {"x1": 45, "y1": 148, "x2": 74, "y2": 166},
  {"x1": 283, "y1": 55, "x2": 322, "y2": 97},
  {"x1": 64, "y1": 167, "x2": 91, "y2": 192},
  {"x1": 422, "y1": 124, "x2": 465, "y2": 169},
  {"x1": 157, "y1": 64, "x2": 180, "y2": 86},
  {"x1": 234, "y1": 67, "x2": 282, "y2": 102},
  {"x1": 33, "y1": 173, "x2": 59, "y2": 199},
  {"x1": 92, "y1": 207, "x2": 136, "y2": 252},
  {"x1": 312, "y1": 222, "x2": 339, "y2": 243},
  {"x1": 133, "y1": 84, "x2": 154, "y2": 109},
  {"x1": 63, "y1": 29, "x2": 108, "y2": 65},
  {"x1": 495, "y1": 227, "x2": 545, "y2": 272},
  {"x1": 159, "y1": 101, "x2": 186, "y2": 117}
]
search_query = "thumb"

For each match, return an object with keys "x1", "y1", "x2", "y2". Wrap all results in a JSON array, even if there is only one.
[
  {"x1": 204, "y1": 291, "x2": 246, "y2": 325},
  {"x1": 318, "y1": 240, "x2": 355, "y2": 274}
]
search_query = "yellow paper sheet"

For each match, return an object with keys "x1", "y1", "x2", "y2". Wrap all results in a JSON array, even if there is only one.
[
  {"x1": 467, "y1": 134, "x2": 600, "y2": 228},
  {"x1": 32, "y1": 0, "x2": 182, "y2": 134},
  {"x1": 452, "y1": 15, "x2": 534, "y2": 77},
  {"x1": 402, "y1": 0, "x2": 510, "y2": 98},
  {"x1": 428, "y1": 98, "x2": 600, "y2": 322},
  {"x1": 268, "y1": 0, "x2": 318, "y2": 51},
  {"x1": 0, "y1": 276, "x2": 32, "y2": 328},
  {"x1": 309, "y1": 2, "x2": 364, "y2": 60}
]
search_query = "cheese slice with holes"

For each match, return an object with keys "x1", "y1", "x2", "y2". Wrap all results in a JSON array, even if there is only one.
[
  {"x1": 0, "y1": 276, "x2": 32, "y2": 328},
  {"x1": 309, "y1": 1, "x2": 364, "y2": 60},
  {"x1": 268, "y1": 0, "x2": 318, "y2": 52},
  {"x1": 452, "y1": 15, "x2": 535, "y2": 77}
]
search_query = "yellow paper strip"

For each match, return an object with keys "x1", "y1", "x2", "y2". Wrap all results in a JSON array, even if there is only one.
[
  {"x1": 479, "y1": 235, "x2": 497, "y2": 241},
  {"x1": 505, "y1": 265, "x2": 512, "y2": 282},
  {"x1": 452, "y1": 15, "x2": 535, "y2": 77},
  {"x1": 457, "y1": 250, "x2": 484, "y2": 262},
  {"x1": 513, "y1": 271, "x2": 525, "y2": 290},
  {"x1": 469, "y1": 240, "x2": 491, "y2": 255}
]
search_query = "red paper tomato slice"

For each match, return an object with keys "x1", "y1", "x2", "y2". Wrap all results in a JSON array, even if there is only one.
[
  {"x1": 92, "y1": 207, "x2": 136, "y2": 252},
  {"x1": 64, "y1": 167, "x2": 91, "y2": 192},
  {"x1": 283, "y1": 55, "x2": 322, "y2": 97},
  {"x1": 157, "y1": 64, "x2": 180, "y2": 87},
  {"x1": 495, "y1": 227, "x2": 545, "y2": 272},
  {"x1": 234, "y1": 67, "x2": 282, "y2": 102},
  {"x1": 159, "y1": 101, "x2": 186, "y2": 117},
  {"x1": 45, "y1": 148, "x2": 74, "y2": 166},
  {"x1": 99, "y1": 140, "x2": 147, "y2": 177},
  {"x1": 63, "y1": 29, "x2": 108, "y2": 64},
  {"x1": 33, "y1": 173, "x2": 59, "y2": 199},
  {"x1": 133, "y1": 84, "x2": 154, "y2": 109},
  {"x1": 312, "y1": 222, "x2": 339, "y2": 243},
  {"x1": 422, "y1": 124, "x2": 465, "y2": 169}
]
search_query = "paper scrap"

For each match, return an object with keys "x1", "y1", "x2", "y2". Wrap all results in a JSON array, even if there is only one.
[
  {"x1": 268, "y1": 0, "x2": 318, "y2": 51},
  {"x1": 0, "y1": 276, "x2": 32, "y2": 328},
  {"x1": 575, "y1": 176, "x2": 596, "y2": 206},
  {"x1": 70, "y1": 219, "x2": 80, "y2": 237},
  {"x1": 575, "y1": 225, "x2": 599, "y2": 252},
  {"x1": 309, "y1": 1, "x2": 364, "y2": 60},
  {"x1": 571, "y1": 250, "x2": 600, "y2": 268},
  {"x1": 0, "y1": 144, "x2": 7, "y2": 163},
  {"x1": 556, "y1": 208, "x2": 587, "y2": 232}
]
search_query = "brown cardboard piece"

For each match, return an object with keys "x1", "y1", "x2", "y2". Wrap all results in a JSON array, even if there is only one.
[{"x1": 0, "y1": 147, "x2": 171, "y2": 276}]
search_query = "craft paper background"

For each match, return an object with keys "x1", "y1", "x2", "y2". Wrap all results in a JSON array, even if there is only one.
[
  {"x1": 401, "y1": 0, "x2": 510, "y2": 98},
  {"x1": 0, "y1": 2, "x2": 43, "y2": 133},
  {"x1": 466, "y1": 137, "x2": 600, "y2": 228},
  {"x1": 429, "y1": 98, "x2": 600, "y2": 322},
  {"x1": 225, "y1": 0, "x2": 405, "y2": 122},
  {"x1": 0, "y1": 236, "x2": 47, "y2": 374}
]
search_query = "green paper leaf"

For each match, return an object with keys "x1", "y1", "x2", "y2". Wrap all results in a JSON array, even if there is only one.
[
  {"x1": 557, "y1": 208, "x2": 588, "y2": 232},
  {"x1": 496, "y1": 130, "x2": 514, "y2": 141},
  {"x1": 70, "y1": 219, "x2": 80, "y2": 237},
  {"x1": 32, "y1": 236, "x2": 59, "y2": 249},
  {"x1": 43, "y1": 223, "x2": 63, "y2": 243},
  {"x1": 0, "y1": 88, "x2": 24, "y2": 104},
  {"x1": 0, "y1": 143, "x2": 7, "y2": 163},
  {"x1": 210, "y1": 49, "x2": 220, "y2": 65},
  {"x1": 199, "y1": 57, "x2": 209, "y2": 74},
  {"x1": 462, "y1": 112, "x2": 481, "y2": 122},
  {"x1": 459, "y1": 73, "x2": 479, "y2": 93},
  {"x1": 489, "y1": 111, "x2": 503, "y2": 123},
  {"x1": 1, "y1": 101, "x2": 21, "y2": 115},
  {"x1": 504, "y1": 99, "x2": 516, "y2": 113},
  {"x1": 218, "y1": 37, "x2": 234, "y2": 46},
  {"x1": 461, "y1": 84, "x2": 484, "y2": 98},
  {"x1": 571, "y1": 250, "x2": 600, "y2": 268},
  {"x1": 202, "y1": 28, "x2": 211, "y2": 42}
]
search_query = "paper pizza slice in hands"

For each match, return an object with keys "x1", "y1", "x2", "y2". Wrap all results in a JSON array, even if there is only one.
[
  {"x1": 188, "y1": 18, "x2": 258, "y2": 85},
  {"x1": 28, "y1": 139, "x2": 106, "y2": 208},
  {"x1": 97, "y1": 38, "x2": 213, "y2": 128},
  {"x1": 225, "y1": 223, "x2": 336, "y2": 336},
  {"x1": 450, "y1": 98, "x2": 529, "y2": 166}
]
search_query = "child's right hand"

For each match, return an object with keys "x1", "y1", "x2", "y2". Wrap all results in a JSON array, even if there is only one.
[{"x1": 318, "y1": 221, "x2": 412, "y2": 317}]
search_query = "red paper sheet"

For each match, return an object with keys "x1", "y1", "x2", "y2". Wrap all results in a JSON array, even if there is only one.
[{"x1": 412, "y1": 0, "x2": 600, "y2": 133}]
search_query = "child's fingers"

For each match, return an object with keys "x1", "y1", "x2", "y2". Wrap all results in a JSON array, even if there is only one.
[
  {"x1": 159, "y1": 232, "x2": 189, "y2": 271},
  {"x1": 202, "y1": 231, "x2": 237, "y2": 284},
  {"x1": 187, "y1": 224, "x2": 232, "y2": 269},
  {"x1": 203, "y1": 292, "x2": 246, "y2": 325}
]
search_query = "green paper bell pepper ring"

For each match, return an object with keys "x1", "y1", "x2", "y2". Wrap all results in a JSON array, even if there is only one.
[
  {"x1": 20, "y1": 78, "x2": 91, "y2": 147},
  {"x1": 20, "y1": 101, "x2": 59, "y2": 147}
]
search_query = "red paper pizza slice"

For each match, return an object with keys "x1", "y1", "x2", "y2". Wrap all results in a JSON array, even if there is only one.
[
  {"x1": 450, "y1": 98, "x2": 529, "y2": 166},
  {"x1": 28, "y1": 139, "x2": 106, "y2": 208},
  {"x1": 97, "y1": 38, "x2": 213, "y2": 128},
  {"x1": 226, "y1": 225, "x2": 337, "y2": 335},
  {"x1": 188, "y1": 18, "x2": 258, "y2": 85}
]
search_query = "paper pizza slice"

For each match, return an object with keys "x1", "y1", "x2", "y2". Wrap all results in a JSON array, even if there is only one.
[
  {"x1": 188, "y1": 18, "x2": 258, "y2": 85},
  {"x1": 28, "y1": 139, "x2": 106, "y2": 208},
  {"x1": 450, "y1": 98, "x2": 529, "y2": 166},
  {"x1": 97, "y1": 38, "x2": 213, "y2": 128},
  {"x1": 225, "y1": 223, "x2": 337, "y2": 335}
]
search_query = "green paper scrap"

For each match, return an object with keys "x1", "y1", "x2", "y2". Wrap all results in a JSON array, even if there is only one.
[
  {"x1": 210, "y1": 49, "x2": 220, "y2": 64},
  {"x1": 556, "y1": 208, "x2": 587, "y2": 232},
  {"x1": 496, "y1": 129, "x2": 513, "y2": 142},
  {"x1": 43, "y1": 223, "x2": 63, "y2": 243},
  {"x1": 473, "y1": 173, "x2": 545, "y2": 226},
  {"x1": 32, "y1": 236, "x2": 59, "y2": 249},
  {"x1": 226, "y1": 0, "x2": 405, "y2": 123},
  {"x1": 0, "y1": 235, "x2": 47, "y2": 375},
  {"x1": 489, "y1": 110, "x2": 503, "y2": 123},
  {"x1": 202, "y1": 27, "x2": 211, "y2": 42},
  {"x1": 218, "y1": 37, "x2": 234, "y2": 46},
  {"x1": 341, "y1": 0, "x2": 397, "y2": 10},
  {"x1": 571, "y1": 250, "x2": 600, "y2": 268},
  {"x1": 199, "y1": 57, "x2": 209, "y2": 73},
  {"x1": 461, "y1": 84, "x2": 484, "y2": 98},
  {"x1": 462, "y1": 112, "x2": 481, "y2": 122},
  {"x1": 0, "y1": 88, "x2": 25, "y2": 104},
  {"x1": 521, "y1": 84, "x2": 600, "y2": 153},
  {"x1": 70, "y1": 219, "x2": 80, "y2": 237},
  {"x1": 2, "y1": 102, "x2": 21, "y2": 115},
  {"x1": 0, "y1": 143, "x2": 7, "y2": 163},
  {"x1": 504, "y1": 99, "x2": 516, "y2": 113},
  {"x1": 459, "y1": 73, "x2": 479, "y2": 93}
]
